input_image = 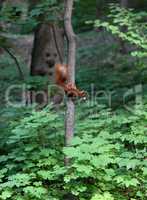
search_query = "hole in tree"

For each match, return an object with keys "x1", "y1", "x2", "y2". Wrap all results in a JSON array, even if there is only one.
[
  {"x1": 46, "y1": 60, "x2": 55, "y2": 67},
  {"x1": 54, "y1": 53, "x2": 57, "y2": 57},
  {"x1": 48, "y1": 72, "x2": 53, "y2": 76},
  {"x1": 46, "y1": 53, "x2": 50, "y2": 57}
]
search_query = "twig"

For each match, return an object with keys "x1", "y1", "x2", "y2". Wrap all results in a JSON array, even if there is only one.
[{"x1": 3, "y1": 47, "x2": 25, "y2": 80}]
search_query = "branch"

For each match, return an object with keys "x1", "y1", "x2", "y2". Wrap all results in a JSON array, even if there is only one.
[
  {"x1": 64, "y1": 0, "x2": 76, "y2": 165},
  {"x1": 3, "y1": 47, "x2": 25, "y2": 80}
]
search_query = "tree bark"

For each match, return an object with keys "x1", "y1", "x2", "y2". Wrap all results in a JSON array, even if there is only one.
[
  {"x1": 119, "y1": 0, "x2": 128, "y2": 54},
  {"x1": 0, "y1": 0, "x2": 4, "y2": 9},
  {"x1": 29, "y1": 0, "x2": 64, "y2": 106},
  {"x1": 30, "y1": 23, "x2": 64, "y2": 107},
  {"x1": 0, "y1": 0, "x2": 4, "y2": 54},
  {"x1": 64, "y1": 0, "x2": 76, "y2": 165},
  {"x1": 120, "y1": 0, "x2": 128, "y2": 8},
  {"x1": 31, "y1": 23, "x2": 64, "y2": 77},
  {"x1": 30, "y1": 23, "x2": 64, "y2": 106},
  {"x1": 96, "y1": 0, "x2": 104, "y2": 19}
]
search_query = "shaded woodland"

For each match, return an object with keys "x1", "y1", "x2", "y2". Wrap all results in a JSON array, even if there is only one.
[{"x1": 0, "y1": 1, "x2": 147, "y2": 200}]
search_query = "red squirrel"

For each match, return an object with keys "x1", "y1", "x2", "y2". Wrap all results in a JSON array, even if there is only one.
[{"x1": 55, "y1": 64, "x2": 86, "y2": 97}]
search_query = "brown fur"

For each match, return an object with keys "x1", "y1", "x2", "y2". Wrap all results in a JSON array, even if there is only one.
[{"x1": 55, "y1": 63, "x2": 86, "y2": 97}]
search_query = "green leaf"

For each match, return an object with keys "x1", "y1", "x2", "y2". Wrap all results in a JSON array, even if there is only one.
[{"x1": 0, "y1": 190, "x2": 13, "y2": 200}]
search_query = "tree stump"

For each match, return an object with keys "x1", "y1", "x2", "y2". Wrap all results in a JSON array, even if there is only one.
[{"x1": 30, "y1": 23, "x2": 64, "y2": 106}]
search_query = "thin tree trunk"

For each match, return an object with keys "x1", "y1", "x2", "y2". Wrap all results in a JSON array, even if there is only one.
[
  {"x1": 0, "y1": 0, "x2": 4, "y2": 54},
  {"x1": 120, "y1": 0, "x2": 128, "y2": 8},
  {"x1": 64, "y1": 0, "x2": 76, "y2": 165},
  {"x1": 0, "y1": 0, "x2": 4, "y2": 10},
  {"x1": 119, "y1": 0, "x2": 128, "y2": 54}
]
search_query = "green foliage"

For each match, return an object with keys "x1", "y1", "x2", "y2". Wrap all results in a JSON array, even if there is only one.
[
  {"x1": 24, "y1": 0, "x2": 64, "y2": 33},
  {"x1": 26, "y1": 76, "x2": 49, "y2": 90},
  {"x1": 0, "y1": 103, "x2": 147, "y2": 199},
  {"x1": 91, "y1": 192, "x2": 114, "y2": 200},
  {"x1": 0, "y1": 2, "x2": 147, "y2": 200},
  {"x1": 0, "y1": 35, "x2": 10, "y2": 49},
  {"x1": 29, "y1": 0, "x2": 63, "y2": 20},
  {"x1": 0, "y1": 0, "x2": 63, "y2": 34},
  {"x1": 0, "y1": 106, "x2": 65, "y2": 199},
  {"x1": 74, "y1": 0, "x2": 97, "y2": 32},
  {"x1": 62, "y1": 104, "x2": 147, "y2": 199},
  {"x1": 93, "y1": 4, "x2": 147, "y2": 61},
  {"x1": 0, "y1": 3, "x2": 25, "y2": 23}
]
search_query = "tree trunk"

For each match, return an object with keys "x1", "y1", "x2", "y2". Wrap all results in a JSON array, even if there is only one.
[
  {"x1": 29, "y1": 0, "x2": 64, "y2": 106},
  {"x1": 31, "y1": 23, "x2": 64, "y2": 77},
  {"x1": 0, "y1": 0, "x2": 5, "y2": 54},
  {"x1": 119, "y1": 0, "x2": 128, "y2": 54},
  {"x1": 0, "y1": 0, "x2": 4, "y2": 9},
  {"x1": 96, "y1": 0, "x2": 104, "y2": 19},
  {"x1": 30, "y1": 23, "x2": 64, "y2": 106},
  {"x1": 120, "y1": 0, "x2": 128, "y2": 8},
  {"x1": 64, "y1": 0, "x2": 76, "y2": 165}
]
